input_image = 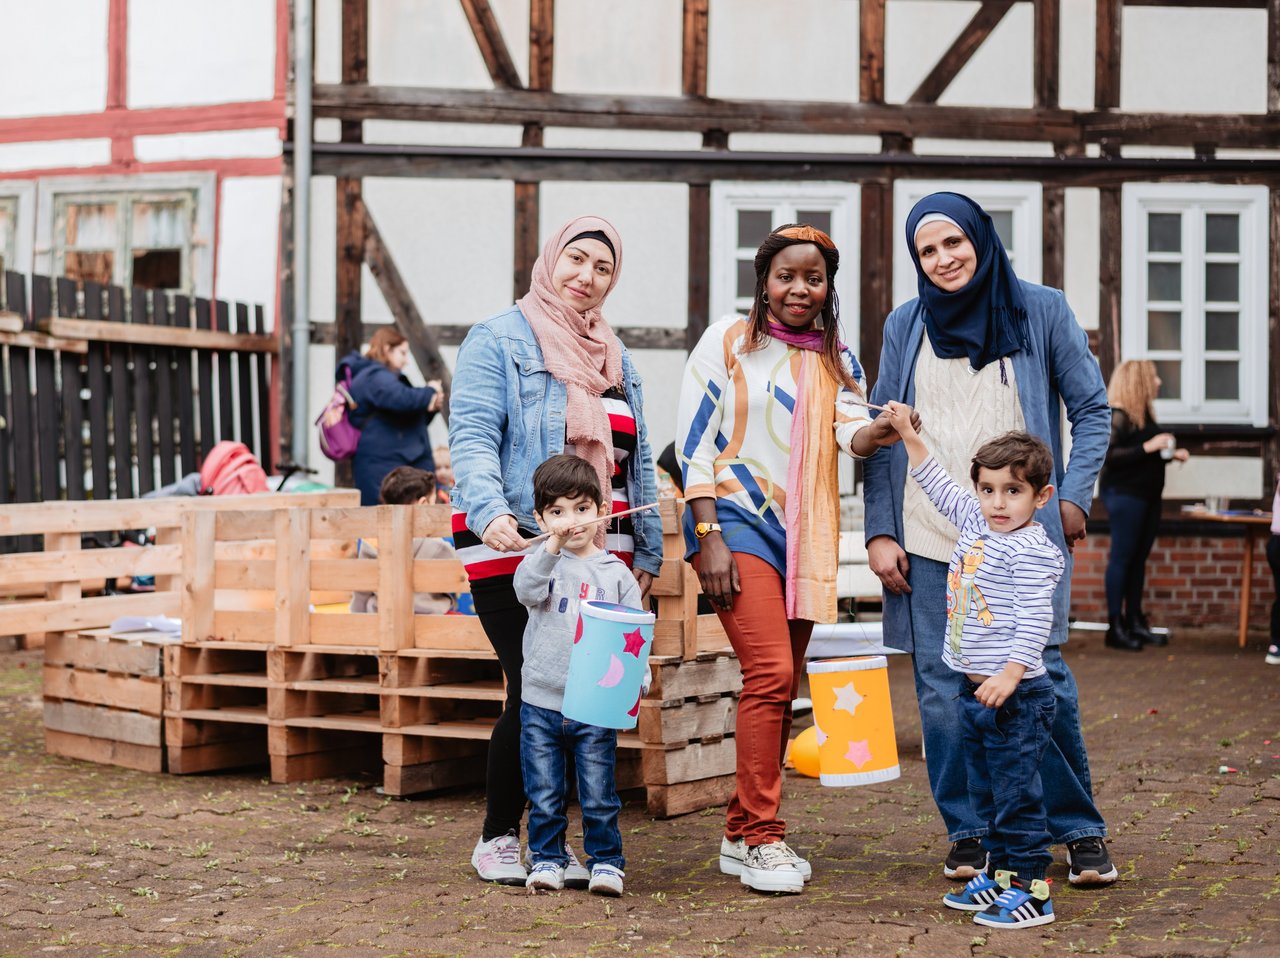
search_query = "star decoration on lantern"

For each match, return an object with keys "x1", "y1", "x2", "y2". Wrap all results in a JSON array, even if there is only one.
[
  {"x1": 845, "y1": 739, "x2": 873, "y2": 769},
  {"x1": 814, "y1": 721, "x2": 828, "y2": 747},
  {"x1": 832, "y1": 682, "x2": 864, "y2": 716},
  {"x1": 622, "y1": 628, "x2": 646, "y2": 658}
]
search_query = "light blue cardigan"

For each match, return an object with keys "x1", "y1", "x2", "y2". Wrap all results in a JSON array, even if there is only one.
[{"x1": 863, "y1": 280, "x2": 1110, "y2": 649}]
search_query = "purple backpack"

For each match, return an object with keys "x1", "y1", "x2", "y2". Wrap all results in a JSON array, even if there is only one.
[{"x1": 316, "y1": 365, "x2": 361, "y2": 461}]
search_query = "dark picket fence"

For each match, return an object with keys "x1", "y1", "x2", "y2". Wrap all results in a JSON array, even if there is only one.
[{"x1": 0, "y1": 270, "x2": 275, "y2": 550}]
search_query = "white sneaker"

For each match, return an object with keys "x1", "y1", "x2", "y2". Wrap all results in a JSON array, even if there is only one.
[
  {"x1": 526, "y1": 861, "x2": 565, "y2": 891},
  {"x1": 525, "y1": 843, "x2": 590, "y2": 888},
  {"x1": 588, "y1": 864, "x2": 624, "y2": 897},
  {"x1": 471, "y1": 831, "x2": 527, "y2": 886},
  {"x1": 719, "y1": 837, "x2": 811, "y2": 881},
  {"x1": 740, "y1": 841, "x2": 804, "y2": 894}
]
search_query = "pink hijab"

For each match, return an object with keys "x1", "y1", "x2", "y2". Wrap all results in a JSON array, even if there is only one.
[{"x1": 517, "y1": 216, "x2": 625, "y2": 506}]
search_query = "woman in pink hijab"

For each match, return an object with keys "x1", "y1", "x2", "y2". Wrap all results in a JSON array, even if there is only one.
[{"x1": 449, "y1": 216, "x2": 662, "y2": 887}]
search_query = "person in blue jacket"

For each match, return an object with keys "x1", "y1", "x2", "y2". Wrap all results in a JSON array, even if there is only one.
[
  {"x1": 339, "y1": 327, "x2": 443, "y2": 506},
  {"x1": 862, "y1": 192, "x2": 1120, "y2": 889}
]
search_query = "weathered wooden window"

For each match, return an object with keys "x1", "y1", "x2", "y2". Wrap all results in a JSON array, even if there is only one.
[
  {"x1": 1122, "y1": 184, "x2": 1268, "y2": 427},
  {"x1": 53, "y1": 189, "x2": 196, "y2": 291},
  {"x1": 892, "y1": 181, "x2": 1043, "y2": 307},
  {"x1": 710, "y1": 183, "x2": 860, "y2": 339}
]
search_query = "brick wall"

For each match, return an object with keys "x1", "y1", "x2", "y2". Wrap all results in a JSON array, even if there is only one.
[{"x1": 1069, "y1": 533, "x2": 1278, "y2": 629}]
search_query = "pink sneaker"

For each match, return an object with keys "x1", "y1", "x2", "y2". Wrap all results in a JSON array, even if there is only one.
[{"x1": 471, "y1": 831, "x2": 526, "y2": 885}]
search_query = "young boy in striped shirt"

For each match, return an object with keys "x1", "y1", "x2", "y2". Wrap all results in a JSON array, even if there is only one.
[{"x1": 885, "y1": 404, "x2": 1064, "y2": 929}]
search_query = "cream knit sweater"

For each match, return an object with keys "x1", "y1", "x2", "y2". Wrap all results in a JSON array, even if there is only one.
[{"x1": 902, "y1": 347, "x2": 1026, "y2": 562}]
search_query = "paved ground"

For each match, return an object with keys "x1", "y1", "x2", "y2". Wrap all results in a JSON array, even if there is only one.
[{"x1": 1, "y1": 627, "x2": 1277, "y2": 958}]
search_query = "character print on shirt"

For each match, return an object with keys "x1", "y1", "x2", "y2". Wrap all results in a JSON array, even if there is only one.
[
  {"x1": 947, "y1": 538, "x2": 993, "y2": 655},
  {"x1": 544, "y1": 576, "x2": 607, "y2": 616}
]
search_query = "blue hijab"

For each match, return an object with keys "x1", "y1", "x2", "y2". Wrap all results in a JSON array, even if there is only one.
[{"x1": 905, "y1": 192, "x2": 1030, "y2": 370}]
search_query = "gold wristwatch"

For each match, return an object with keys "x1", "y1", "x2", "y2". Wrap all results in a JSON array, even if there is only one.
[{"x1": 694, "y1": 521, "x2": 722, "y2": 539}]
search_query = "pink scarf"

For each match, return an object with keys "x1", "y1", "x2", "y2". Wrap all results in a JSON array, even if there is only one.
[
  {"x1": 517, "y1": 216, "x2": 624, "y2": 516},
  {"x1": 771, "y1": 322, "x2": 842, "y2": 623}
]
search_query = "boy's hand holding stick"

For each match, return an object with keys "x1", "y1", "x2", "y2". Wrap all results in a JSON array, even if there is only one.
[{"x1": 525, "y1": 498, "x2": 683, "y2": 546}]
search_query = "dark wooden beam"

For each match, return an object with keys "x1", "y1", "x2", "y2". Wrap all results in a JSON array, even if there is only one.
[
  {"x1": 307, "y1": 141, "x2": 1280, "y2": 186},
  {"x1": 1042, "y1": 184, "x2": 1065, "y2": 290},
  {"x1": 359, "y1": 201, "x2": 453, "y2": 410},
  {"x1": 311, "y1": 320, "x2": 686, "y2": 352},
  {"x1": 513, "y1": 127, "x2": 542, "y2": 300},
  {"x1": 858, "y1": 180, "x2": 894, "y2": 386},
  {"x1": 686, "y1": 180, "x2": 709, "y2": 352},
  {"x1": 1034, "y1": 0, "x2": 1059, "y2": 109},
  {"x1": 1095, "y1": 0, "x2": 1122, "y2": 110},
  {"x1": 313, "y1": 84, "x2": 1280, "y2": 148},
  {"x1": 1097, "y1": 186, "x2": 1122, "y2": 382},
  {"x1": 336, "y1": 0, "x2": 368, "y2": 433},
  {"x1": 908, "y1": 1, "x2": 1016, "y2": 105},
  {"x1": 529, "y1": 0, "x2": 554, "y2": 92},
  {"x1": 458, "y1": 0, "x2": 522, "y2": 89},
  {"x1": 860, "y1": 0, "x2": 886, "y2": 104},
  {"x1": 682, "y1": 0, "x2": 709, "y2": 98}
]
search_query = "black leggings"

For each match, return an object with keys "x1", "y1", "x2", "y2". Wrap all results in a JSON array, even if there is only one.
[{"x1": 472, "y1": 575, "x2": 529, "y2": 841}]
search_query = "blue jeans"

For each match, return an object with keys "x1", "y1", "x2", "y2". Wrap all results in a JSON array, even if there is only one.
[
  {"x1": 958, "y1": 673, "x2": 1055, "y2": 880},
  {"x1": 907, "y1": 554, "x2": 1107, "y2": 844},
  {"x1": 519, "y1": 702, "x2": 624, "y2": 872},
  {"x1": 1100, "y1": 488, "x2": 1162, "y2": 619}
]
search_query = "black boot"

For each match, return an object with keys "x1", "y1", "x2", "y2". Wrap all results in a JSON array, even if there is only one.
[
  {"x1": 1105, "y1": 615, "x2": 1143, "y2": 651},
  {"x1": 1129, "y1": 611, "x2": 1168, "y2": 647}
]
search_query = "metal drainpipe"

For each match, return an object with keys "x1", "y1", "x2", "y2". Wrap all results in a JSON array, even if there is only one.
[{"x1": 291, "y1": 0, "x2": 313, "y2": 465}]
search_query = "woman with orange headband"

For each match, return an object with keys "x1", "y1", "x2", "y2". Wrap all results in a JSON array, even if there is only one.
[{"x1": 675, "y1": 224, "x2": 909, "y2": 893}]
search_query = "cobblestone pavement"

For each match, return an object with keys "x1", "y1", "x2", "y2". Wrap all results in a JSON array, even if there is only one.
[{"x1": 1, "y1": 628, "x2": 1277, "y2": 958}]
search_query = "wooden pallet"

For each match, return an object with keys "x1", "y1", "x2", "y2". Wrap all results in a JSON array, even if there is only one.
[{"x1": 43, "y1": 628, "x2": 177, "y2": 772}]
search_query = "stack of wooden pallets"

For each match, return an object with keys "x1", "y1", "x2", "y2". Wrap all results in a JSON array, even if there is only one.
[{"x1": 14, "y1": 495, "x2": 746, "y2": 817}]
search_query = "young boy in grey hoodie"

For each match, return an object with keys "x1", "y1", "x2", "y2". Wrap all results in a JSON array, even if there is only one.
[{"x1": 514, "y1": 454, "x2": 643, "y2": 897}]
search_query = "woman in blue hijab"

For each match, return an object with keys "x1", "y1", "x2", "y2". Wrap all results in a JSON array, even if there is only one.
[{"x1": 862, "y1": 192, "x2": 1119, "y2": 889}]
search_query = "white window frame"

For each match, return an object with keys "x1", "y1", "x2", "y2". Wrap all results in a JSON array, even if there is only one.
[
  {"x1": 0, "y1": 179, "x2": 37, "y2": 276},
  {"x1": 1121, "y1": 182, "x2": 1268, "y2": 427},
  {"x1": 34, "y1": 172, "x2": 215, "y2": 295},
  {"x1": 892, "y1": 180, "x2": 1043, "y2": 308},
  {"x1": 709, "y1": 182, "x2": 861, "y2": 348}
]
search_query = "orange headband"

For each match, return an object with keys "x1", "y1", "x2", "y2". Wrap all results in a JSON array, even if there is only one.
[{"x1": 776, "y1": 225, "x2": 836, "y2": 250}]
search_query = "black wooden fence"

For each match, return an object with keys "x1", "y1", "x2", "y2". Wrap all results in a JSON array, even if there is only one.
[{"x1": 0, "y1": 270, "x2": 275, "y2": 520}]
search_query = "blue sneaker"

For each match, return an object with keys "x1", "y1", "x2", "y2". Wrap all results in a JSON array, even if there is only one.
[
  {"x1": 973, "y1": 876, "x2": 1055, "y2": 929},
  {"x1": 943, "y1": 869, "x2": 1008, "y2": 911}
]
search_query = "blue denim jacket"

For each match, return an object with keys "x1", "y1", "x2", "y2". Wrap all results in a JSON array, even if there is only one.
[
  {"x1": 448, "y1": 304, "x2": 663, "y2": 577},
  {"x1": 863, "y1": 280, "x2": 1110, "y2": 649}
]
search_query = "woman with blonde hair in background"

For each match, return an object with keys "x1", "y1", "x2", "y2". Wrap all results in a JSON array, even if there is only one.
[{"x1": 1098, "y1": 359, "x2": 1189, "y2": 651}]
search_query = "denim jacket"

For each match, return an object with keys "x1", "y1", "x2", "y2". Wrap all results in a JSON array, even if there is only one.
[
  {"x1": 863, "y1": 280, "x2": 1110, "y2": 649},
  {"x1": 448, "y1": 304, "x2": 663, "y2": 577}
]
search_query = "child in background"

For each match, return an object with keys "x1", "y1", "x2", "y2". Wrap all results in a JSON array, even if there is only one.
[
  {"x1": 1267, "y1": 472, "x2": 1280, "y2": 666},
  {"x1": 514, "y1": 454, "x2": 643, "y2": 897},
  {"x1": 432, "y1": 444, "x2": 454, "y2": 503},
  {"x1": 885, "y1": 404, "x2": 1064, "y2": 930},
  {"x1": 349, "y1": 466, "x2": 458, "y2": 615}
]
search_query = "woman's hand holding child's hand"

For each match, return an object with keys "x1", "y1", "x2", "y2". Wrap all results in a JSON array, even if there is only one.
[{"x1": 882, "y1": 401, "x2": 919, "y2": 438}]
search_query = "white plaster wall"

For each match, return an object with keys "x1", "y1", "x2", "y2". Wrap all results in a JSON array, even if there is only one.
[
  {"x1": 707, "y1": 0, "x2": 858, "y2": 102},
  {"x1": 1063, "y1": 188, "x2": 1099, "y2": 331},
  {"x1": 365, "y1": 0, "x2": 493, "y2": 89},
  {"x1": 1122, "y1": 8, "x2": 1268, "y2": 113},
  {"x1": 134, "y1": 128, "x2": 282, "y2": 162},
  {"x1": 128, "y1": 0, "x2": 276, "y2": 108},
  {"x1": 553, "y1": 0, "x2": 681, "y2": 96},
  {"x1": 0, "y1": 139, "x2": 112, "y2": 172},
  {"x1": 216, "y1": 176, "x2": 281, "y2": 330},
  {"x1": 0, "y1": 0, "x2": 107, "y2": 117}
]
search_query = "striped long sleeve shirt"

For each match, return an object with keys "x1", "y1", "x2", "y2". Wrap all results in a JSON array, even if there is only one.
[{"x1": 910, "y1": 456, "x2": 1064, "y2": 679}]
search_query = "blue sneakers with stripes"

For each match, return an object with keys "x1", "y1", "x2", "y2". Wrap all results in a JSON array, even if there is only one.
[
  {"x1": 943, "y1": 869, "x2": 1009, "y2": 911},
  {"x1": 972, "y1": 874, "x2": 1055, "y2": 929}
]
